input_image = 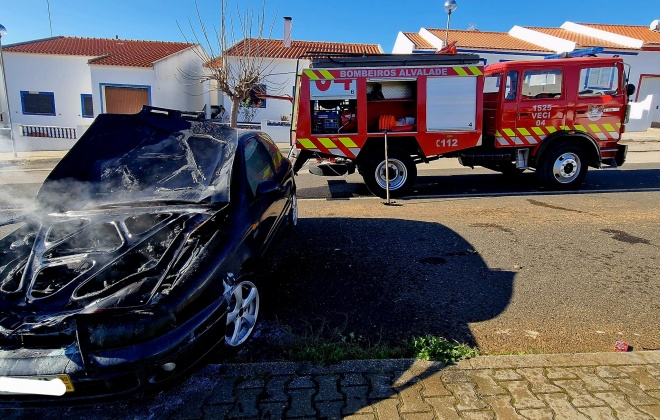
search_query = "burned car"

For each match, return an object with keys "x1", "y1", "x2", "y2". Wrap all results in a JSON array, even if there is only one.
[{"x1": 0, "y1": 107, "x2": 296, "y2": 401}]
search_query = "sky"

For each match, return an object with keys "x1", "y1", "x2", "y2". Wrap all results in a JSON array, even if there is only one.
[{"x1": 1, "y1": 0, "x2": 659, "y2": 52}]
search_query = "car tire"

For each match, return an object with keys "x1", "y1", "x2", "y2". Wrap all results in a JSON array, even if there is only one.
[
  {"x1": 538, "y1": 143, "x2": 588, "y2": 189},
  {"x1": 287, "y1": 191, "x2": 298, "y2": 230},
  {"x1": 361, "y1": 147, "x2": 417, "y2": 198},
  {"x1": 224, "y1": 279, "x2": 260, "y2": 347}
]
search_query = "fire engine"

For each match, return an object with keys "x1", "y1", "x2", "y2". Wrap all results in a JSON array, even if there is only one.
[{"x1": 288, "y1": 53, "x2": 635, "y2": 197}]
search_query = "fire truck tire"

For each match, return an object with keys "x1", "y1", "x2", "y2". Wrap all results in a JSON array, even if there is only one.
[
  {"x1": 361, "y1": 147, "x2": 417, "y2": 198},
  {"x1": 538, "y1": 143, "x2": 588, "y2": 189}
]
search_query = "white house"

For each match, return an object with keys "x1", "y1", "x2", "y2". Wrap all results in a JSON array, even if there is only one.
[
  {"x1": 0, "y1": 36, "x2": 205, "y2": 152},
  {"x1": 393, "y1": 20, "x2": 660, "y2": 130},
  {"x1": 203, "y1": 36, "x2": 382, "y2": 142}
]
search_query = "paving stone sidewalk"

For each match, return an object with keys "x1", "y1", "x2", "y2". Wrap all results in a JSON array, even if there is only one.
[{"x1": 11, "y1": 351, "x2": 658, "y2": 419}]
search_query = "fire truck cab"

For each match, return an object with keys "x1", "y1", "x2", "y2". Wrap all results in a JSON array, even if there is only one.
[{"x1": 289, "y1": 53, "x2": 633, "y2": 197}]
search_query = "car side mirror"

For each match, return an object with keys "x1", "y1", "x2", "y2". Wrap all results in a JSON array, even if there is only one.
[
  {"x1": 626, "y1": 84, "x2": 636, "y2": 97},
  {"x1": 256, "y1": 179, "x2": 280, "y2": 196}
]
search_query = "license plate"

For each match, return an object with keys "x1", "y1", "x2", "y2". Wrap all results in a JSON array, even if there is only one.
[{"x1": 0, "y1": 374, "x2": 74, "y2": 396}]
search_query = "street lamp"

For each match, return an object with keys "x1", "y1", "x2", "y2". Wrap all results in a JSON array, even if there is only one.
[
  {"x1": 0, "y1": 24, "x2": 16, "y2": 158},
  {"x1": 444, "y1": 0, "x2": 457, "y2": 47}
]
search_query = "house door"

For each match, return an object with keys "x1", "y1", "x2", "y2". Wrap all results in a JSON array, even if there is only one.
[
  {"x1": 104, "y1": 86, "x2": 149, "y2": 114},
  {"x1": 637, "y1": 76, "x2": 660, "y2": 126}
]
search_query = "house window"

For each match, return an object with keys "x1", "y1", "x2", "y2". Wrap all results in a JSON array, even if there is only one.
[
  {"x1": 21, "y1": 91, "x2": 56, "y2": 116},
  {"x1": 81, "y1": 94, "x2": 94, "y2": 118},
  {"x1": 242, "y1": 84, "x2": 267, "y2": 109},
  {"x1": 238, "y1": 84, "x2": 267, "y2": 123}
]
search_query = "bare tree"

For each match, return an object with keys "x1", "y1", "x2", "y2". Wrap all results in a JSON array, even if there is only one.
[{"x1": 180, "y1": 0, "x2": 278, "y2": 128}]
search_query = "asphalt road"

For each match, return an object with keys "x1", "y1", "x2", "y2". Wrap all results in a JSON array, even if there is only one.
[
  {"x1": 257, "y1": 190, "x2": 659, "y2": 356},
  {"x1": 0, "y1": 159, "x2": 658, "y2": 357}
]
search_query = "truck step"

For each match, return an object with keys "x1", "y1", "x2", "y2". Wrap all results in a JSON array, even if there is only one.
[
  {"x1": 458, "y1": 153, "x2": 514, "y2": 167},
  {"x1": 309, "y1": 162, "x2": 353, "y2": 176}
]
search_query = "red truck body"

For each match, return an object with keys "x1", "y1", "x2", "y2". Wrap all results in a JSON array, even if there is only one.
[{"x1": 290, "y1": 53, "x2": 632, "y2": 197}]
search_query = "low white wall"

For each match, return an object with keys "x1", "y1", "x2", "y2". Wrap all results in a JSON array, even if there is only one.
[
  {"x1": 0, "y1": 124, "x2": 77, "y2": 152},
  {"x1": 260, "y1": 120, "x2": 291, "y2": 144},
  {"x1": 627, "y1": 94, "x2": 653, "y2": 132}
]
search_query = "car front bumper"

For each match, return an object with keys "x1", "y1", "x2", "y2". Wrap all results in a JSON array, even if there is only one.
[{"x1": 0, "y1": 298, "x2": 228, "y2": 404}]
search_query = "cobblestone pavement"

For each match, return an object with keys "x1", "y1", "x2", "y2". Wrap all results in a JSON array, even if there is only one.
[{"x1": 8, "y1": 351, "x2": 658, "y2": 419}]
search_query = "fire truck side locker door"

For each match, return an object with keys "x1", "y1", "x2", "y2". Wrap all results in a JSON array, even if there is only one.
[{"x1": 426, "y1": 76, "x2": 477, "y2": 131}]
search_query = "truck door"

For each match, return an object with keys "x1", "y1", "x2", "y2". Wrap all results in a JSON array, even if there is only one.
[
  {"x1": 573, "y1": 64, "x2": 625, "y2": 142},
  {"x1": 516, "y1": 67, "x2": 566, "y2": 145}
]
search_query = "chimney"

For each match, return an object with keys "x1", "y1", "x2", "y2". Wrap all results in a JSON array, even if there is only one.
[{"x1": 283, "y1": 17, "x2": 292, "y2": 48}]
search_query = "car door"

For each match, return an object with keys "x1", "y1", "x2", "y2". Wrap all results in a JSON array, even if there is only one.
[
  {"x1": 243, "y1": 136, "x2": 281, "y2": 255},
  {"x1": 260, "y1": 133, "x2": 291, "y2": 220}
]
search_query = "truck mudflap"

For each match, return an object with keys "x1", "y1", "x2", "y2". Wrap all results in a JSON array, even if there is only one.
[
  {"x1": 615, "y1": 144, "x2": 628, "y2": 167},
  {"x1": 602, "y1": 144, "x2": 628, "y2": 168}
]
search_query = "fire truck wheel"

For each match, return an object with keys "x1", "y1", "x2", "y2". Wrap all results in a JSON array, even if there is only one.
[
  {"x1": 362, "y1": 148, "x2": 417, "y2": 198},
  {"x1": 539, "y1": 143, "x2": 588, "y2": 189}
]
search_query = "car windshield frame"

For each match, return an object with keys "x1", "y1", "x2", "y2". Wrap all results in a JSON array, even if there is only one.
[{"x1": 36, "y1": 109, "x2": 239, "y2": 211}]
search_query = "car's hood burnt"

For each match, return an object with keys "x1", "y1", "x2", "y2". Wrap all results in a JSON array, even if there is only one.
[
  {"x1": 36, "y1": 108, "x2": 237, "y2": 212},
  {"x1": 0, "y1": 204, "x2": 226, "y2": 346}
]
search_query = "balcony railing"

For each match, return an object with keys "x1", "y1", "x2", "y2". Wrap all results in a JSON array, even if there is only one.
[{"x1": 20, "y1": 125, "x2": 77, "y2": 139}]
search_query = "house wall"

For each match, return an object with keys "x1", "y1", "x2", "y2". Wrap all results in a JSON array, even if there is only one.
[
  {"x1": 0, "y1": 53, "x2": 93, "y2": 151},
  {"x1": 91, "y1": 48, "x2": 205, "y2": 116},
  {"x1": 220, "y1": 57, "x2": 301, "y2": 124},
  {"x1": 392, "y1": 33, "x2": 416, "y2": 54},
  {"x1": 90, "y1": 66, "x2": 155, "y2": 115},
  {"x1": 457, "y1": 49, "x2": 549, "y2": 65},
  {"x1": 0, "y1": 47, "x2": 206, "y2": 152},
  {"x1": 152, "y1": 48, "x2": 205, "y2": 113},
  {"x1": 628, "y1": 50, "x2": 660, "y2": 127}
]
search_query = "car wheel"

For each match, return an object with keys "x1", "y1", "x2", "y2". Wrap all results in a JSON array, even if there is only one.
[
  {"x1": 361, "y1": 147, "x2": 417, "y2": 198},
  {"x1": 288, "y1": 191, "x2": 298, "y2": 229},
  {"x1": 539, "y1": 144, "x2": 588, "y2": 189},
  {"x1": 225, "y1": 280, "x2": 260, "y2": 347}
]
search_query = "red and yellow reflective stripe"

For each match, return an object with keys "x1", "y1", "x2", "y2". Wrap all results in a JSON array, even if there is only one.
[
  {"x1": 495, "y1": 123, "x2": 621, "y2": 146},
  {"x1": 303, "y1": 69, "x2": 335, "y2": 80},
  {"x1": 296, "y1": 137, "x2": 361, "y2": 158},
  {"x1": 453, "y1": 66, "x2": 483, "y2": 76}
]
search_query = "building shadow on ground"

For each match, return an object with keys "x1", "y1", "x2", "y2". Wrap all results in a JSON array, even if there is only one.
[{"x1": 245, "y1": 217, "x2": 516, "y2": 360}]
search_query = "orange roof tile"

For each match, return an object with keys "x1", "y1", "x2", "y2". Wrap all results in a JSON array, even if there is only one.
[
  {"x1": 402, "y1": 32, "x2": 435, "y2": 50},
  {"x1": 425, "y1": 29, "x2": 552, "y2": 52},
  {"x1": 4, "y1": 36, "x2": 195, "y2": 67},
  {"x1": 578, "y1": 23, "x2": 660, "y2": 46},
  {"x1": 526, "y1": 27, "x2": 634, "y2": 49},
  {"x1": 223, "y1": 38, "x2": 382, "y2": 59}
]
